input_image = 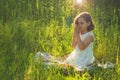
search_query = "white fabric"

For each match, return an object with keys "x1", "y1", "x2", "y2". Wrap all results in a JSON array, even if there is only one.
[{"x1": 63, "y1": 31, "x2": 95, "y2": 70}]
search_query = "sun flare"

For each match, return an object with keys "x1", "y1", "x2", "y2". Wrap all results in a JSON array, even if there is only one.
[
  {"x1": 73, "y1": 0, "x2": 84, "y2": 8},
  {"x1": 76, "y1": 0, "x2": 83, "y2": 4}
]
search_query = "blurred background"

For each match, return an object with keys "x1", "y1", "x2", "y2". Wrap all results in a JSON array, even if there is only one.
[{"x1": 0, "y1": 0, "x2": 120, "y2": 80}]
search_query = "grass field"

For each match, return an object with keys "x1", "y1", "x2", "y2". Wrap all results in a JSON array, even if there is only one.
[
  {"x1": 0, "y1": 18, "x2": 120, "y2": 80},
  {"x1": 0, "y1": 0, "x2": 120, "y2": 80}
]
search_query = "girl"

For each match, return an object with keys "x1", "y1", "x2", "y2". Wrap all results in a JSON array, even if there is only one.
[
  {"x1": 61, "y1": 12, "x2": 95, "y2": 71},
  {"x1": 36, "y1": 12, "x2": 97, "y2": 71},
  {"x1": 35, "y1": 12, "x2": 115, "y2": 71}
]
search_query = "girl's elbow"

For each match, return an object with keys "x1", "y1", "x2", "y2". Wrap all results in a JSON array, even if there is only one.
[
  {"x1": 72, "y1": 43, "x2": 76, "y2": 49},
  {"x1": 79, "y1": 46, "x2": 85, "y2": 50},
  {"x1": 72, "y1": 45, "x2": 75, "y2": 49}
]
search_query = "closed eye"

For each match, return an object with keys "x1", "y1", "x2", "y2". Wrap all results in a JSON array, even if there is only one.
[{"x1": 80, "y1": 22, "x2": 84, "y2": 25}]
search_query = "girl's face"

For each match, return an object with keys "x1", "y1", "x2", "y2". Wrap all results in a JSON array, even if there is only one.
[{"x1": 77, "y1": 17, "x2": 90, "y2": 32}]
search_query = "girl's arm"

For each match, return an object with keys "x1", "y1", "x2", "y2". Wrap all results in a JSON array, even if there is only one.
[
  {"x1": 74, "y1": 26, "x2": 94, "y2": 50},
  {"x1": 76, "y1": 34, "x2": 94, "y2": 50},
  {"x1": 72, "y1": 28, "x2": 77, "y2": 48},
  {"x1": 72, "y1": 33, "x2": 77, "y2": 48}
]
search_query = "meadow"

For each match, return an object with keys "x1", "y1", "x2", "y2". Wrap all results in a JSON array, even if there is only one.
[{"x1": 0, "y1": 0, "x2": 120, "y2": 80}]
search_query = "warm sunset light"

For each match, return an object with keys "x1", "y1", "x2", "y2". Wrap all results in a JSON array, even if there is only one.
[
  {"x1": 1, "y1": 0, "x2": 119, "y2": 79},
  {"x1": 76, "y1": 0, "x2": 83, "y2": 4},
  {"x1": 73, "y1": 0, "x2": 84, "y2": 8}
]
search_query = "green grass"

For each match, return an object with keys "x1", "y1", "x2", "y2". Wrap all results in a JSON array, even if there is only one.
[
  {"x1": 0, "y1": 0, "x2": 120, "y2": 79},
  {"x1": 0, "y1": 18, "x2": 120, "y2": 80}
]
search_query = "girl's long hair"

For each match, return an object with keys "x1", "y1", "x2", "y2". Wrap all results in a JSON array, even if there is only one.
[{"x1": 74, "y1": 12, "x2": 94, "y2": 31}]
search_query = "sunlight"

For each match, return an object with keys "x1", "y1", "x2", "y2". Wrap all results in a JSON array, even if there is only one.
[
  {"x1": 73, "y1": 0, "x2": 84, "y2": 8},
  {"x1": 76, "y1": 0, "x2": 83, "y2": 4}
]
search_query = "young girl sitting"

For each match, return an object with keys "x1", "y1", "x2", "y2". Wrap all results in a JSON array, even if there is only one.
[
  {"x1": 35, "y1": 12, "x2": 115, "y2": 71},
  {"x1": 60, "y1": 12, "x2": 95, "y2": 71}
]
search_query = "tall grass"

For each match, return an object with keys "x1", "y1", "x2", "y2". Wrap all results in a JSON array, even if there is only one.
[
  {"x1": 0, "y1": 16, "x2": 120, "y2": 79},
  {"x1": 0, "y1": 0, "x2": 120, "y2": 80}
]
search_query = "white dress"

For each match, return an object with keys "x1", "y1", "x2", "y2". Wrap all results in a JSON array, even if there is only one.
[{"x1": 63, "y1": 31, "x2": 95, "y2": 70}]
